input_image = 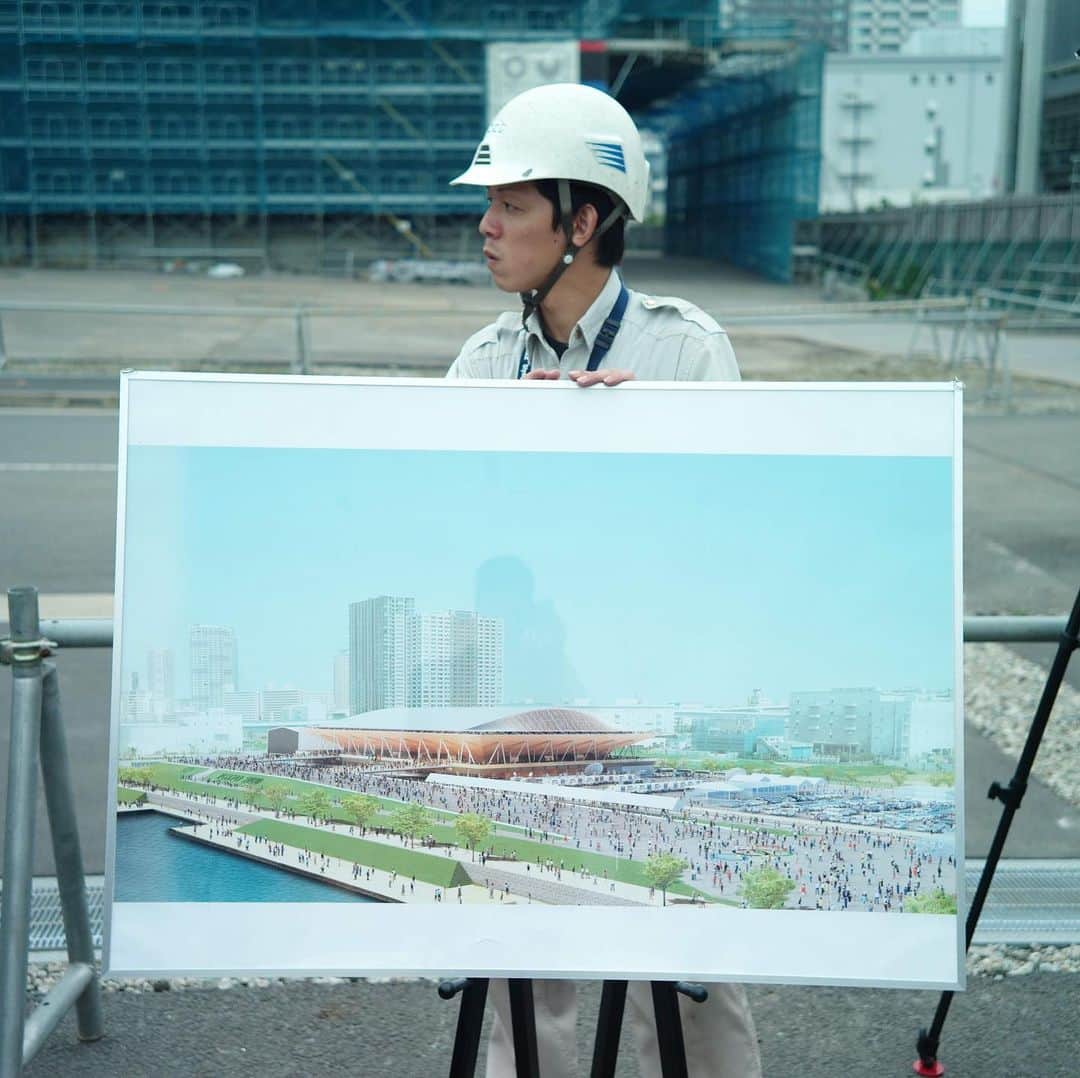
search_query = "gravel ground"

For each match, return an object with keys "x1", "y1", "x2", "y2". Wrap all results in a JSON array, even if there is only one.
[{"x1": 965, "y1": 643, "x2": 1080, "y2": 809}]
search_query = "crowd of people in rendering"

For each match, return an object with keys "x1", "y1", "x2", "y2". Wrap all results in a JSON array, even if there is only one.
[{"x1": 165, "y1": 752, "x2": 957, "y2": 912}]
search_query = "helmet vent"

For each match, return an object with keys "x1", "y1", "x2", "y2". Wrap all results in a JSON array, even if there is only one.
[
  {"x1": 473, "y1": 143, "x2": 492, "y2": 165},
  {"x1": 586, "y1": 139, "x2": 626, "y2": 174}
]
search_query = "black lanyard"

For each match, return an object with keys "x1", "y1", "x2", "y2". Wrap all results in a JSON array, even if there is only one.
[{"x1": 516, "y1": 283, "x2": 630, "y2": 379}]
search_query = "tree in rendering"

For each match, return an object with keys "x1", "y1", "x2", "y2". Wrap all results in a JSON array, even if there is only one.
[
  {"x1": 739, "y1": 865, "x2": 795, "y2": 909},
  {"x1": 391, "y1": 803, "x2": 432, "y2": 847},
  {"x1": 454, "y1": 813, "x2": 493, "y2": 860},
  {"x1": 341, "y1": 794, "x2": 381, "y2": 835},
  {"x1": 904, "y1": 888, "x2": 957, "y2": 914},
  {"x1": 299, "y1": 788, "x2": 332, "y2": 823},
  {"x1": 644, "y1": 852, "x2": 688, "y2": 907},
  {"x1": 263, "y1": 784, "x2": 290, "y2": 816}
]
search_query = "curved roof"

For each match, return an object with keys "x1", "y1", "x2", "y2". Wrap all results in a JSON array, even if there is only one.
[{"x1": 473, "y1": 708, "x2": 615, "y2": 734}]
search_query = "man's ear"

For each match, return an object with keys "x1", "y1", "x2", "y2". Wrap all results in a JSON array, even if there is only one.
[{"x1": 571, "y1": 203, "x2": 600, "y2": 247}]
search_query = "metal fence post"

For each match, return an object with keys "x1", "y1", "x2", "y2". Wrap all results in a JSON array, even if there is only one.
[
  {"x1": 294, "y1": 307, "x2": 310, "y2": 374},
  {"x1": 0, "y1": 587, "x2": 46, "y2": 1077},
  {"x1": 35, "y1": 661, "x2": 103, "y2": 1046},
  {"x1": 0, "y1": 587, "x2": 103, "y2": 1075}
]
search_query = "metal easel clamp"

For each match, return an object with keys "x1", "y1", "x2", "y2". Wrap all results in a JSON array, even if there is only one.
[
  {"x1": 0, "y1": 636, "x2": 57, "y2": 665},
  {"x1": 987, "y1": 778, "x2": 1026, "y2": 810}
]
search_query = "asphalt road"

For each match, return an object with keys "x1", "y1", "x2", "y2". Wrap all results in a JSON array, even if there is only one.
[{"x1": 2, "y1": 409, "x2": 1078, "y2": 876}]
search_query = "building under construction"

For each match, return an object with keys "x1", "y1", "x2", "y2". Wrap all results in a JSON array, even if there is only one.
[{"x1": 0, "y1": 0, "x2": 821, "y2": 281}]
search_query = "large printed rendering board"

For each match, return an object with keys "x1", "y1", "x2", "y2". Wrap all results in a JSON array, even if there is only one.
[{"x1": 106, "y1": 373, "x2": 964, "y2": 989}]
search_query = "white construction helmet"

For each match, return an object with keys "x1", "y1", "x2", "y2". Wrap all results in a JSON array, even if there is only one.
[{"x1": 451, "y1": 83, "x2": 650, "y2": 222}]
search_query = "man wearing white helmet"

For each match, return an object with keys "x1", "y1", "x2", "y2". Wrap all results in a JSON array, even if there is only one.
[
  {"x1": 446, "y1": 82, "x2": 739, "y2": 386},
  {"x1": 446, "y1": 83, "x2": 760, "y2": 1078}
]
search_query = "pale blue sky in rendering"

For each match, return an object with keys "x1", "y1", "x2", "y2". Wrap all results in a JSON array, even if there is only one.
[
  {"x1": 963, "y1": 0, "x2": 1005, "y2": 26},
  {"x1": 121, "y1": 447, "x2": 955, "y2": 707}
]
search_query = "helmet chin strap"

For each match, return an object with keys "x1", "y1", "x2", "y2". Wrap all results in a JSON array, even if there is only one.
[{"x1": 519, "y1": 179, "x2": 627, "y2": 331}]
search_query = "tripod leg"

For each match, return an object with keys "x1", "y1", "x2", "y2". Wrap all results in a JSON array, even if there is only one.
[
  {"x1": 590, "y1": 980, "x2": 628, "y2": 1078},
  {"x1": 915, "y1": 587, "x2": 1080, "y2": 1074},
  {"x1": 507, "y1": 979, "x2": 541, "y2": 1078},
  {"x1": 651, "y1": 981, "x2": 689, "y2": 1078},
  {"x1": 445, "y1": 977, "x2": 489, "y2": 1078}
]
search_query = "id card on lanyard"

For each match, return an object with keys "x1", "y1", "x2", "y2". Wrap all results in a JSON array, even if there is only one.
[{"x1": 516, "y1": 283, "x2": 630, "y2": 380}]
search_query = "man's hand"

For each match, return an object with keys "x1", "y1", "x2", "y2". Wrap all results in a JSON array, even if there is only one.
[
  {"x1": 523, "y1": 369, "x2": 562, "y2": 380},
  {"x1": 568, "y1": 369, "x2": 636, "y2": 387}
]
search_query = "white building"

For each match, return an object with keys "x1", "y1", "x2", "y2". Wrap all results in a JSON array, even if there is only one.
[
  {"x1": 407, "y1": 610, "x2": 503, "y2": 707},
  {"x1": 118, "y1": 710, "x2": 243, "y2": 757},
  {"x1": 349, "y1": 595, "x2": 504, "y2": 713},
  {"x1": 849, "y1": 0, "x2": 961, "y2": 54},
  {"x1": 821, "y1": 27, "x2": 1003, "y2": 211},
  {"x1": 789, "y1": 686, "x2": 953, "y2": 765},
  {"x1": 222, "y1": 689, "x2": 260, "y2": 725},
  {"x1": 189, "y1": 624, "x2": 238, "y2": 711}
]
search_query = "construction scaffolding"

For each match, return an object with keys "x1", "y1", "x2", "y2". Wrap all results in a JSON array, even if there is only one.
[
  {"x1": 1, "y1": 1, "x2": 822, "y2": 277},
  {"x1": 656, "y1": 45, "x2": 823, "y2": 283},
  {"x1": 0, "y1": 0, "x2": 635, "y2": 270},
  {"x1": 813, "y1": 194, "x2": 1080, "y2": 319}
]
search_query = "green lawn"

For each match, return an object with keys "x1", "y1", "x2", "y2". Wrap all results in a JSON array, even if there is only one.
[
  {"x1": 117, "y1": 786, "x2": 146, "y2": 805},
  {"x1": 237, "y1": 819, "x2": 471, "y2": 889}
]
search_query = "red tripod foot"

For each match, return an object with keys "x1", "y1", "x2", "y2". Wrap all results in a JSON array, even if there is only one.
[{"x1": 913, "y1": 1059, "x2": 945, "y2": 1076}]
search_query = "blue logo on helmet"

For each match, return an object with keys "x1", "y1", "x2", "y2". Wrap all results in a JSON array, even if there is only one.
[{"x1": 586, "y1": 140, "x2": 627, "y2": 174}]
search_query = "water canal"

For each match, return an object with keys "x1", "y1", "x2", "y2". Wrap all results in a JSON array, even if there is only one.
[{"x1": 114, "y1": 811, "x2": 375, "y2": 903}]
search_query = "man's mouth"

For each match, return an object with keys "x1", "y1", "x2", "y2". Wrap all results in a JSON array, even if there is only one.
[{"x1": 483, "y1": 249, "x2": 498, "y2": 262}]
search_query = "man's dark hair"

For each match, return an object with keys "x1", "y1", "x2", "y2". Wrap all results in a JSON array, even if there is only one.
[{"x1": 533, "y1": 179, "x2": 626, "y2": 267}]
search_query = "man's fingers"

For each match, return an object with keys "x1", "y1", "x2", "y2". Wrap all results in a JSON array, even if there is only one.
[
  {"x1": 569, "y1": 370, "x2": 636, "y2": 387},
  {"x1": 524, "y1": 369, "x2": 562, "y2": 380}
]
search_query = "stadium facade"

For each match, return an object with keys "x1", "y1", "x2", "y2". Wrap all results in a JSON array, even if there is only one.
[{"x1": 267, "y1": 704, "x2": 648, "y2": 778}]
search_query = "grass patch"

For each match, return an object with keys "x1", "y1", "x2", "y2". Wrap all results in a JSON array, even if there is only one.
[
  {"x1": 117, "y1": 786, "x2": 146, "y2": 805},
  {"x1": 238, "y1": 819, "x2": 470, "y2": 889}
]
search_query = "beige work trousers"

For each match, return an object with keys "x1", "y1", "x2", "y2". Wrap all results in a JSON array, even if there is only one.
[{"x1": 484, "y1": 978, "x2": 762, "y2": 1077}]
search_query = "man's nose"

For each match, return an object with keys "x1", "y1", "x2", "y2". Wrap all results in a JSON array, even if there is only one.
[{"x1": 479, "y1": 207, "x2": 499, "y2": 237}]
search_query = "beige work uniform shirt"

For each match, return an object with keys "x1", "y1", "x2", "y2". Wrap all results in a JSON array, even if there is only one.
[{"x1": 446, "y1": 269, "x2": 740, "y2": 382}]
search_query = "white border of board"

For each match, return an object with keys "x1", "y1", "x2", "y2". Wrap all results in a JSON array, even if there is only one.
[{"x1": 105, "y1": 373, "x2": 965, "y2": 990}]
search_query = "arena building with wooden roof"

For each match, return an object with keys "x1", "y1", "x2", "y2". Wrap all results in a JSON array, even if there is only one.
[{"x1": 267, "y1": 706, "x2": 648, "y2": 778}]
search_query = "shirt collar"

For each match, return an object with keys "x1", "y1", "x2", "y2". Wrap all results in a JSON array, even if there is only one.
[{"x1": 524, "y1": 269, "x2": 622, "y2": 354}]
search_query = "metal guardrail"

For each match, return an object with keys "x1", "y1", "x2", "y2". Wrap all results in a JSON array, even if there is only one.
[
  {"x1": 22, "y1": 614, "x2": 1068, "y2": 649},
  {"x1": 0, "y1": 294, "x2": 998, "y2": 381}
]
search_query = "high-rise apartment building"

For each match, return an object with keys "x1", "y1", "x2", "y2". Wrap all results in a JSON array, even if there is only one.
[
  {"x1": 718, "y1": 0, "x2": 852, "y2": 53},
  {"x1": 849, "y1": 0, "x2": 960, "y2": 54},
  {"x1": 189, "y1": 625, "x2": 238, "y2": 711},
  {"x1": 348, "y1": 596, "x2": 415, "y2": 714},
  {"x1": 348, "y1": 596, "x2": 503, "y2": 714},
  {"x1": 407, "y1": 610, "x2": 504, "y2": 708}
]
